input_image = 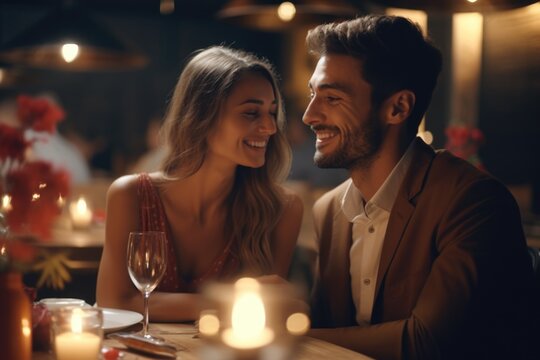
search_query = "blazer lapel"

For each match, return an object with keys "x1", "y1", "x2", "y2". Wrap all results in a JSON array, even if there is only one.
[{"x1": 374, "y1": 138, "x2": 436, "y2": 302}]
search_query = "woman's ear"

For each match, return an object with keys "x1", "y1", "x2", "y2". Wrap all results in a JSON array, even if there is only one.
[{"x1": 382, "y1": 90, "x2": 415, "y2": 125}]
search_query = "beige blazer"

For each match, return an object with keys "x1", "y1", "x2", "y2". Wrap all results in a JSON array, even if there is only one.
[{"x1": 310, "y1": 138, "x2": 538, "y2": 359}]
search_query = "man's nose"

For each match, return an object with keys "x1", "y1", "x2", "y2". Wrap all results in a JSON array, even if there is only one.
[{"x1": 302, "y1": 98, "x2": 321, "y2": 126}]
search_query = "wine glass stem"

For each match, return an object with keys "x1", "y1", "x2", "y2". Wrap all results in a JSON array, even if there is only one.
[{"x1": 142, "y1": 291, "x2": 150, "y2": 337}]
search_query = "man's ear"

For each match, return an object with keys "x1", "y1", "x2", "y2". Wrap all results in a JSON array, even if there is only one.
[{"x1": 381, "y1": 90, "x2": 415, "y2": 125}]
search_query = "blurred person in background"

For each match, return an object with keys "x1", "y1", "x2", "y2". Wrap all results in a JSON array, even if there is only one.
[{"x1": 130, "y1": 115, "x2": 168, "y2": 174}]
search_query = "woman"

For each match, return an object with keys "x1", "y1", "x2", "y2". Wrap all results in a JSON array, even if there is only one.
[{"x1": 96, "y1": 46, "x2": 303, "y2": 321}]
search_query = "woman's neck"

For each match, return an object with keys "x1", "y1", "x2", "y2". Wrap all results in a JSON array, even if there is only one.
[{"x1": 161, "y1": 160, "x2": 236, "y2": 225}]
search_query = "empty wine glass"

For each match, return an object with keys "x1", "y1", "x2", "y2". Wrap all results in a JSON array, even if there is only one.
[{"x1": 127, "y1": 231, "x2": 167, "y2": 338}]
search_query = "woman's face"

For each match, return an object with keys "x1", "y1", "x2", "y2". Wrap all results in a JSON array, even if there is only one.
[{"x1": 207, "y1": 72, "x2": 278, "y2": 169}]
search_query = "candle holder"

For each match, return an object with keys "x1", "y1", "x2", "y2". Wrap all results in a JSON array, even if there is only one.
[
  {"x1": 51, "y1": 307, "x2": 103, "y2": 360},
  {"x1": 198, "y1": 277, "x2": 310, "y2": 360}
]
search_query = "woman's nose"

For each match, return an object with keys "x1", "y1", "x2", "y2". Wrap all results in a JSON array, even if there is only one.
[{"x1": 259, "y1": 114, "x2": 277, "y2": 135}]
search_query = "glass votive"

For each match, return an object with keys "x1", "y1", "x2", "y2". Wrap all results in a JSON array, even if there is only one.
[
  {"x1": 51, "y1": 307, "x2": 103, "y2": 360},
  {"x1": 198, "y1": 278, "x2": 310, "y2": 360}
]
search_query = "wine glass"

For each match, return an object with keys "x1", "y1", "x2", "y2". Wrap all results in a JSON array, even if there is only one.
[{"x1": 127, "y1": 231, "x2": 167, "y2": 338}]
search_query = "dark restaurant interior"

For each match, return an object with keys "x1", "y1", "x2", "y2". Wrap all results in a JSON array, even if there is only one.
[{"x1": 1, "y1": 0, "x2": 539, "y2": 304}]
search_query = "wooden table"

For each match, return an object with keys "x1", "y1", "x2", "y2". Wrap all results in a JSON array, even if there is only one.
[{"x1": 33, "y1": 323, "x2": 372, "y2": 360}]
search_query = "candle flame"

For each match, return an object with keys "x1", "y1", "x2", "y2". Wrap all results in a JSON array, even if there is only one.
[
  {"x1": 76, "y1": 197, "x2": 88, "y2": 212},
  {"x1": 231, "y1": 292, "x2": 266, "y2": 338},
  {"x1": 222, "y1": 277, "x2": 274, "y2": 349},
  {"x1": 71, "y1": 308, "x2": 84, "y2": 333}
]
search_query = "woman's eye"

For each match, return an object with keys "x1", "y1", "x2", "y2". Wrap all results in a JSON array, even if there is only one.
[{"x1": 243, "y1": 111, "x2": 259, "y2": 118}]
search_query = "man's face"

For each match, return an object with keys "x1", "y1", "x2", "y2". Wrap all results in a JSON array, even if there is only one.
[{"x1": 303, "y1": 54, "x2": 383, "y2": 170}]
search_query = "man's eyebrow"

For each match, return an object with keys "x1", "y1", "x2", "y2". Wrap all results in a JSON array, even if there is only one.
[{"x1": 308, "y1": 82, "x2": 353, "y2": 94}]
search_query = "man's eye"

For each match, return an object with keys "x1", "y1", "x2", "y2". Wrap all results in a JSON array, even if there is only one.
[{"x1": 327, "y1": 96, "x2": 340, "y2": 104}]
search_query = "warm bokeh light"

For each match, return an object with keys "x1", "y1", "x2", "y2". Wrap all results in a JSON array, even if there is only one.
[
  {"x1": 452, "y1": 12, "x2": 483, "y2": 126},
  {"x1": 199, "y1": 312, "x2": 220, "y2": 336},
  {"x1": 22, "y1": 318, "x2": 31, "y2": 337},
  {"x1": 160, "y1": 0, "x2": 175, "y2": 14},
  {"x1": 277, "y1": 2, "x2": 296, "y2": 22},
  {"x1": 1, "y1": 195, "x2": 12, "y2": 212},
  {"x1": 0, "y1": 69, "x2": 4, "y2": 83},
  {"x1": 61, "y1": 43, "x2": 79, "y2": 63},
  {"x1": 467, "y1": 0, "x2": 478, "y2": 3},
  {"x1": 234, "y1": 277, "x2": 260, "y2": 292},
  {"x1": 286, "y1": 312, "x2": 310, "y2": 335}
]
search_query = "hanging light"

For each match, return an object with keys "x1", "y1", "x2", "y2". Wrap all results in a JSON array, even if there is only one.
[
  {"x1": 0, "y1": 6, "x2": 148, "y2": 71},
  {"x1": 366, "y1": 0, "x2": 539, "y2": 12},
  {"x1": 217, "y1": 0, "x2": 359, "y2": 31}
]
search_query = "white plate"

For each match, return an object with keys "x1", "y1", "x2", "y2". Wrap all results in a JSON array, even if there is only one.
[{"x1": 100, "y1": 308, "x2": 143, "y2": 332}]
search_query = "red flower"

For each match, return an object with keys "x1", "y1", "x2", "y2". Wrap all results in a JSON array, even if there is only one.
[
  {"x1": 0, "y1": 124, "x2": 28, "y2": 162},
  {"x1": 5, "y1": 161, "x2": 70, "y2": 239},
  {"x1": 16, "y1": 95, "x2": 65, "y2": 133}
]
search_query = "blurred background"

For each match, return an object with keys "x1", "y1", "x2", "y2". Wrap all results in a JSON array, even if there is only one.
[{"x1": 1, "y1": 0, "x2": 539, "y2": 301}]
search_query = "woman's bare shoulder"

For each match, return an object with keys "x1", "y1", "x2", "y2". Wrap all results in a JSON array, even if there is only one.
[
  {"x1": 278, "y1": 185, "x2": 302, "y2": 206},
  {"x1": 277, "y1": 185, "x2": 303, "y2": 216},
  {"x1": 108, "y1": 174, "x2": 139, "y2": 195}
]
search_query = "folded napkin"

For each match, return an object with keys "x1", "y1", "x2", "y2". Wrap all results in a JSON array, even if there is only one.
[{"x1": 109, "y1": 333, "x2": 177, "y2": 358}]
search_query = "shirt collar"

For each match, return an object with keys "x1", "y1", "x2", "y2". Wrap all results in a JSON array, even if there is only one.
[{"x1": 341, "y1": 140, "x2": 416, "y2": 221}]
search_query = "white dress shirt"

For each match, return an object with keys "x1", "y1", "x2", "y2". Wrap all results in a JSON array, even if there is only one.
[{"x1": 341, "y1": 142, "x2": 415, "y2": 324}]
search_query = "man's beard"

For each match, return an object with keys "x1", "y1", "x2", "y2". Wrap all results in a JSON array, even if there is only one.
[{"x1": 314, "y1": 110, "x2": 383, "y2": 170}]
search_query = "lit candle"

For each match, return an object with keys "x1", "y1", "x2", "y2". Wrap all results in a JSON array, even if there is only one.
[
  {"x1": 1, "y1": 194, "x2": 12, "y2": 213},
  {"x1": 69, "y1": 197, "x2": 93, "y2": 229},
  {"x1": 54, "y1": 308, "x2": 101, "y2": 360},
  {"x1": 222, "y1": 278, "x2": 274, "y2": 350},
  {"x1": 57, "y1": 195, "x2": 65, "y2": 208}
]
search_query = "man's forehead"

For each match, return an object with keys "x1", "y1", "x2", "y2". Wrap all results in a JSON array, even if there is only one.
[{"x1": 309, "y1": 54, "x2": 366, "y2": 91}]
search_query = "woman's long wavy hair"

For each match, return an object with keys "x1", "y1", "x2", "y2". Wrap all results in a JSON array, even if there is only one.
[{"x1": 160, "y1": 46, "x2": 291, "y2": 275}]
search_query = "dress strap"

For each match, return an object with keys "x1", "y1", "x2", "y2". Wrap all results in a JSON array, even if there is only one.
[{"x1": 137, "y1": 173, "x2": 166, "y2": 232}]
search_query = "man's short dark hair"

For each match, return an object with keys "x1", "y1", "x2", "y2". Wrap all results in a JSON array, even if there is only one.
[{"x1": 306, "y1": 15, "x2": 442, "y2": 138}]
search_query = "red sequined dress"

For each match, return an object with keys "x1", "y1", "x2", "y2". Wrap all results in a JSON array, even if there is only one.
[{"x1": 137, "y1": 173, "x2": 239, "y2": 293}]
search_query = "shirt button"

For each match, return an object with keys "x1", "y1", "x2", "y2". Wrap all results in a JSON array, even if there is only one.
[
  {"x1": 368, "y1": 225, "x2": 375, "y2": 233},
  {"x1": 363, "y1": 278, "x2": 371, "y2": 286}
]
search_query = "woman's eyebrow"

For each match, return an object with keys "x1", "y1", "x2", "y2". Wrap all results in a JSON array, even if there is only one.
[{"x1": 238, "y1": 98, "x2": 277, "y2": 105}]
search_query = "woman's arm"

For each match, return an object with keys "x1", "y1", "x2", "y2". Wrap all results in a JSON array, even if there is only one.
[
  {"x1": 270, "y1": 188, "x2": 303, "y2": 277},
  {"x1": 96, "y1": 175, "x2": 201, "y2": 322}
]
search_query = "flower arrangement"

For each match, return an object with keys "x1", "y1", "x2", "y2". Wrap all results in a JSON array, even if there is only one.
[
  {"x1": 445, "y1": 125, "x2": 486, "y2": 171},
  {"x1": 0, "y1": 95, "x2": 71, "y2": 289}
]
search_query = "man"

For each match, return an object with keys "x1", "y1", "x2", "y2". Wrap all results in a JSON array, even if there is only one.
[{"x1": 303, "y1": 15, "x2": 537, "y2": 359}]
